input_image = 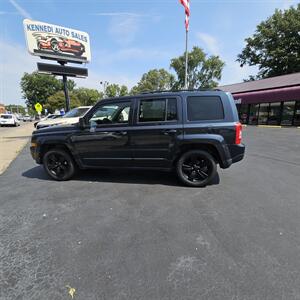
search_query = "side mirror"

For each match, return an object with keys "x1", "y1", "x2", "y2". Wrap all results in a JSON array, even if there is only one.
[{"x1": 79, "y1": 117, "x2": 86, "y2": 129}]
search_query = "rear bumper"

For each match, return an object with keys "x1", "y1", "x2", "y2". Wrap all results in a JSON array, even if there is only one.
[
  {"x1": 220, "y1": 144, "x2": 245, "y2": 169},
  {"x1": 229, "y1": 144, "x2": 245, "y2": 164}
]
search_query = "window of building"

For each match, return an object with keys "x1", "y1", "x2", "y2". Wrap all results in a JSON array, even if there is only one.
[
  {"x1": 294, "y1": 101, "x2": 300, "y2": 126},
  {"x1": 249, "y1": 104, "x2": 259, "y2": 125},
  {"x1": 187, "y1": 96, "x2": 224, "y2": 121},
  {"x1": 138, "y1": 98, "x2": 177, "y2": 122},
  {"x1": 258, "y1": 103, "x2": 269, "y2": 125},
  {"x1": 268, "y1": 102, "x2": 281, "y2": 125},
  {"x1": 239, "y1": 104, "x2": 249, "y2": 124},
  {"x1": 281, "y1": 101, "x2": 295, "y2": 126}
]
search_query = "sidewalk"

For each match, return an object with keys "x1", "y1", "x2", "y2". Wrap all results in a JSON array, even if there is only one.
[{"x1": 0, "y1": 123, "x2": 34, "y2": 174}]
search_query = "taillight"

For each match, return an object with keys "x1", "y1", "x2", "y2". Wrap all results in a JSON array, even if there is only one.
[{"x1": 235, "y1": 122, "x2": 242, "y2": 144}]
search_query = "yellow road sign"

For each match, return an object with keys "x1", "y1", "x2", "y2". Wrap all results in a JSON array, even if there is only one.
[{"x1": 35, "y1": 103, "x2": 43, "y2": 112}]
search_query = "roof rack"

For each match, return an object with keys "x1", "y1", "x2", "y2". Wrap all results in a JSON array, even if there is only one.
[{"x1": 139, "y1": 88, "x2": 221, "y2": 94}]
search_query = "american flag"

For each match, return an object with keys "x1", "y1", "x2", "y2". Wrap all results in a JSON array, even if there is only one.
[{"x1": 179, "y1": 0, "x2": 190, "y2": 31}]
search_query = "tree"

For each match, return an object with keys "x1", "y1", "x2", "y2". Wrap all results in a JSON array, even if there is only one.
[
  {"x1": 130, "y1": 69, "x2": 175, "y2": 94},
  {"x1": 5, "y1": 105, "x2": 26, "y2": 115},
  {"x1": 170, "y1": 47, "x2": 225, "y2": 89},
  {"x1": 44, "y1": 91, "x2": 81, "y2": 113},
  {"x1": 75, "y1": 88, "x2": 103, "y2": 106},
  {"x1": 105, "y1": 84, "x2": 129, "y2": 98},
  {"x1": 237, "y1": 4, "x2": 300, "y2": 79},
  {"x1": 20, "y1": 72, "x2": 76, "y2": 108}
]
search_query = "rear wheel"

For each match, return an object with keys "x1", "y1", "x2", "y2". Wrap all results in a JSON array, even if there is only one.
[
  {"x1": 43, "y1": 149, "x2": 76, "y2": 181},
  {"x1": 176, "y1": 150, "x2": 217, "y2": 187}
]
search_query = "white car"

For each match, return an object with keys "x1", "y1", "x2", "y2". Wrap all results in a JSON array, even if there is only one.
[
  {"x1": 34, "y1": 114, "x2": 61, "y2": 128},
  {"x1": 23, "y1": 115, "x2": 32, "y2": 122},
  {"x1": 36, "y1": 106, "x2": 92, "y2": 129},
  {"x1": 0, "y1": 114, "x2": 20, "y2": 127}
]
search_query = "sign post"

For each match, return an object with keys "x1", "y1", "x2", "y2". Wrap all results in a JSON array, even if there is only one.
[{"x1": 24, "y1": 19, "x2": 91, "y2": 112}]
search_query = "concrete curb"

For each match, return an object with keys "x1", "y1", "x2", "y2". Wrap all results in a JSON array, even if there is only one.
[{"x1": 257, "y1": 125, "x2": 282, "y2": 128}]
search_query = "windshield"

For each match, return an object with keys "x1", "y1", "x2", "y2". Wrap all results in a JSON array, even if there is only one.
[
  {"x1": 0, "y1": 115, "x2": 12, "y2": 119},
  {"x1": 63, "y1": 107, "x2": 90, "y2": 118}
]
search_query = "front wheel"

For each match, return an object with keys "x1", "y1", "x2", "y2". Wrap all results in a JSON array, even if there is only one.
[
  {"x1": 43, "y1": 149, "x2": 76, "y2": 181},
  {"x1": 176, "y1": 150, "x2": 217, "y2": 187},
  {"x1": 51, "y1": 39, "x2": 60, "y2": 52}
]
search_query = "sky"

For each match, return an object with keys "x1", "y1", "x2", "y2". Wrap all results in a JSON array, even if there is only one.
[{"x1": 0, "y1": 0, "x2": 298, "y2": 105}]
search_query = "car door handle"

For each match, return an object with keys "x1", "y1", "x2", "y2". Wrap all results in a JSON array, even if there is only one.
[
  {"x1": 115, "y1": 131, "x2": 127, "y2": 136},
  {"x1": 163, "y1": 129, "x2": 177, "y2": 135}
]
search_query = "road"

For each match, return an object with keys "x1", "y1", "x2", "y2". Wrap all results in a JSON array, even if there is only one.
[
  {"x1": 0, "y1": 127, "x2": 300, "y2": 300},
  {"x1": 0, "y1": 122, "x2": 34, "y2": 174}
]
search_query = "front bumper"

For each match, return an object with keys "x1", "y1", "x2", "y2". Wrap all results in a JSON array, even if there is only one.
[{"x1": 30, "y1": 144, "x2": 42, "y2": 164}]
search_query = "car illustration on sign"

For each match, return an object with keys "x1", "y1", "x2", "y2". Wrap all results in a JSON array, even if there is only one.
[{"x1": 33, "y1": 33, "x2": 85, "y2": 57}]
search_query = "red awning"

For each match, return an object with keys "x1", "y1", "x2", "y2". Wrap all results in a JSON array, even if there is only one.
[{"x1": 233, "y1": 86, "x2": 300, "y2": 104}]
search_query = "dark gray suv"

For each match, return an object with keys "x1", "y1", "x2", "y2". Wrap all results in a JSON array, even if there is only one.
[{"x1": 30, "y1": 90, "x2": 245, "y2": 187}]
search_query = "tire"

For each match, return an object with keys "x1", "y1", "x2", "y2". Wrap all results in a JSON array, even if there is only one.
[
  {"x1": 50, "y1": 39, "x2": 59, "y2": 52},
  {"x1": 176, "y1": 150, "x2": 217, "y2": 187},
  {"x1": 74, "y1": 50, "x2": 84, "y2": 57},
  {"x1": 43, "y1": 148, "x2": 76, "y2": 181}
]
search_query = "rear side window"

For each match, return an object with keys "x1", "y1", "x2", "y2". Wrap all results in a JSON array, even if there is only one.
[
  {"x1": 139, "y1": 98, "x2": 177, "y2": 122},
  {"x1": 1, "y1": 115, "x2": 12, "y2": 119},
  {"x1": 187, "y1": 96, "x2": 224, "y2": 121}
]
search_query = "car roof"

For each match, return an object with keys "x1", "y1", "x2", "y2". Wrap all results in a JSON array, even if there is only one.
[{"x1": 98, "y1": 90, "x2": 227, "y2": 103}]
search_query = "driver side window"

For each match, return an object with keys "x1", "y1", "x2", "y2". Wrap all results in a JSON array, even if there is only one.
[{"x1": 89, "y1": 102, "x2": 131, "y2": 127}]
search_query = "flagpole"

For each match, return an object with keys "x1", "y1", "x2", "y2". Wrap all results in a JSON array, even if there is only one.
[{"x1": 184, "y1": 29, "x2": 188, "y2": 89}]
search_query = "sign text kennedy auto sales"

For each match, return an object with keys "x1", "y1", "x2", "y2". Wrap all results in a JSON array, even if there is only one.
[{"x1": 23, "y1": 19, "x2": 91, "y2": 63}]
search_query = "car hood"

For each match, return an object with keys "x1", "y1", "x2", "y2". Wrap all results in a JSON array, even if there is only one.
[
  {"x1": 37, "y1": 117, "x2": 80, "y2": 127},
  {"x1": 33, "y1": 122, "x2": 79, "y2": 136}
]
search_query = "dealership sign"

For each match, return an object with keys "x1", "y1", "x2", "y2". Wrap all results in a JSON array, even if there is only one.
[{"x1": 23, "y1": 19, "x2": 91, "y2": 63}]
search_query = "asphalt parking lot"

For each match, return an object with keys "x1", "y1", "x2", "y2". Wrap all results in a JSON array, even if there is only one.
[{"x1": 1, "y1": 127, "x2": 300, "y2": 300}]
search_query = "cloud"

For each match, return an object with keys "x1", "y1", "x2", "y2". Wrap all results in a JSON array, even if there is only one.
[
  {"x1": 93, "y1": 12, "x2": 161, "y2": 46},
  {"x1": 93, "y1": 47, "x2": 171, "y2": 67},
  {"x1": 281, "y1": 0, "x2": 298, "y2": 9},
  {"x1": 8, "y1": 0, "x2": 32, "y2": 19},
  {"x1": 108, "y1": 14, "x2": 141, "y2": 46},
  {"x1": 220, "y1": 61, "x2": 258, "y2": 86},
  {"x1": 0, "y1": 40, "x2": 37, "y2": 105},
  {"x1": 195, "y1": 32, "x2": 257, "y2": 84},
  {"x1": 196, "y1": 32, "x2": 220, "y2": 56},
  {"x1": 92, "y1": 12, "x2": 144, "y2": 17},
  {"x1": 0, "y1": 11, "x2": 16, "y2": 15},
  {"x1": 74, "y1": 70, "x2": 138, "y2": 91}
]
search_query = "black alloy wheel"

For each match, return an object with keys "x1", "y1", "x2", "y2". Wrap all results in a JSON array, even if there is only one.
[
  {"x1": 176, "y1": 150, "x2": 217, "y2": 187},
  {"x1": 43, "y1": 149, "x2": 75, "y2": 181}
]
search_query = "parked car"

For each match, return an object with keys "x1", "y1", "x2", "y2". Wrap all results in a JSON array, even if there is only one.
[
  {"x1": 36, "y1": 106, "x2": 91, "y2": 130},
  {"x1": 30, "y1": 91, "x2": 245, "y2": 187},
  {"x1": 0, "y1": 114, "x2": 20, "y2": 127},
  {"x1": 34, "y1": 114, "x2": 61, "y2": 128},
  {"x1": 23, "y1": 115, "x2": 32, "y2": 122}
]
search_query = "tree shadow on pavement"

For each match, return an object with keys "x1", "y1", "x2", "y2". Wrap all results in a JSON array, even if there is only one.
[{"x1": 22, "y1": 166, "x2": 220, "y2": 187}]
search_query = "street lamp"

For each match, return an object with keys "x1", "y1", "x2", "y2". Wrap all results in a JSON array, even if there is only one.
[{"x1": 100, "y1": 81, "x2": 109, "y2": 96}]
